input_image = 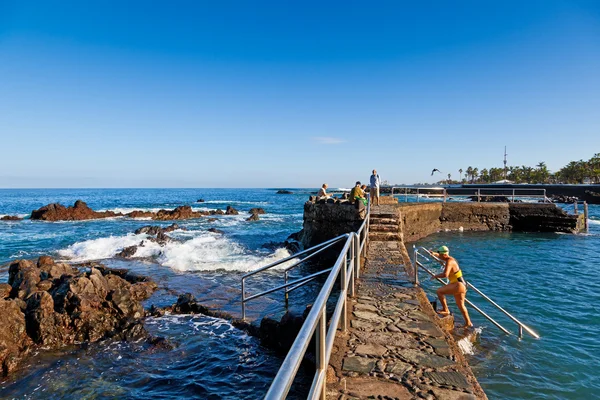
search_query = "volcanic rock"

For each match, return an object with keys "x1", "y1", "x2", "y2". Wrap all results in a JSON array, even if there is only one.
[
  {"x1": 246, "y1": 213, "x2": 260, "y2": 221},
  {"x1": 0, "y1": 215, "x2": 22, "y2": 221},
  {"x1": 30, "y1": 200, "x2": 122, "y2": 221},
  {"x1": 248, "y1": 208, "x2": 266, "y2": 215},
  {"x1": 225, "y1": 206, "x2": 239, "y2": 215},
  {"x1": 208, "y1": 228, "x2": 224, "y2": 234},
  {"x1": 134, "y1": 223, "x2": 183, "y2": 235},
  {"x1": 197, "y1": 199, "x2": 205, "y2": 203},
  {"x1": 276, "y1": 190, "x2": 293, "y2": 194},
  {"x1": 0, "y1": 256, "x2": 158, "y2": 376},
  {"x1": 116, "y1": 246, "x2": 138, "y2": 258}
]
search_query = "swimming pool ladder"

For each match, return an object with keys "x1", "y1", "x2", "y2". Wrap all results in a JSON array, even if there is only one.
[{"x1": 412, "y1": 246, "x2": 540, "y2": 339}]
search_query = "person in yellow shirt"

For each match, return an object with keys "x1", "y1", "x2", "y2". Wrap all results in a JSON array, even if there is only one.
[
  {"x1": 430, "y1": 245, "x2": 473, "y2": 328},
  {"x1": 349, "y1": 181, "x2": 367, "y2": 206}
]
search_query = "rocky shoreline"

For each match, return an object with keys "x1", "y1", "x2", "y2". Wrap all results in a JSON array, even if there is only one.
[{"x1": 27, "y1": 200, "x2": 243, "y2": 222}]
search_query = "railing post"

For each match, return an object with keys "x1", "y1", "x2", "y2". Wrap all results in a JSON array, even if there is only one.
[
  {"x1": 413, "y1": 245, "x2": 419, "y2": 286},
  {"x1": 341, "y1": 253, "x2": 348, "y2": 332},
  {"x1": 443, "y1": 188, "x2": 447, "y2": 203},
  {"x1": 316, "y1": 309, "x2": 327, "y2": 399},
  {"x1": 284, "y1": 270, "x2": 289, "y2": 306},
  {"x1": 405, "y1": 188, "x2": 408, "y2": 203},
  {"x1": 354, "y1": 233, "x2": 360, "y2": 280},
  {"x1": 574, "y1": 201, "x2": 578, "y2": 215},
  {"x1": 519, "y1": 325, "x2": 523, "y2": 339},
  {"x1": 242, "y1": 278, "x2": 246, "y2": 320},
  {"x1": 512, "y1": 189, "x2": 515, "y2": 203},
  {"x1": 584, "y1": 202, "x2": 589, "y2": 233},
  {"x1": 477, "y1": 189, "x2": 481, "y2": 203},
  {"x1": 417, "y1": 188, "x2": 420, "y2": 202}
]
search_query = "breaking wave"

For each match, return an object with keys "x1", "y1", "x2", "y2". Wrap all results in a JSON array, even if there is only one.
[{"x1": 58, "y1": 231, "x2": 293, "y2": 272}]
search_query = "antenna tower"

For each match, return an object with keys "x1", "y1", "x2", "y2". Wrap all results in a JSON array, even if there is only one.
[{"x1": 503, "y1": 146, "x2": 508, "y2": 180}]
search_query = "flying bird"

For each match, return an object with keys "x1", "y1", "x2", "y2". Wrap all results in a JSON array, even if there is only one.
[{"x1": 431, "y1": 168, "x2": 442, "y2": 176}]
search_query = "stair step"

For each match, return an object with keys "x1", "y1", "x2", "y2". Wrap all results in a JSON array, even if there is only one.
[
  {"x1": 369, "y1": 232, "x2": 402, "y2": 241},
  {"x1": 370, "y1": 213, "x2": 396, "y2": 219},
  {"x1": 369, "y1": 217, "x2": 397, "y2": 225},
  {"x1": 371, "y1": 225, "x2": 398, "y2": 232}
]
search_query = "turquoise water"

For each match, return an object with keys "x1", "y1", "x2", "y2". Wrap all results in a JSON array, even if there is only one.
[
  {"x1": 416, "y1": 204, "x2": 600, "y2": 399},
  {"x1": 1, "y1": 189, "x2": 598, "y2": 398}
]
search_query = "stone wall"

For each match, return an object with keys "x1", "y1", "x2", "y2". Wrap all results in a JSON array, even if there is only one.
[
  {"x1": 397, "y1": 203, "x2": 442, "y2": 243},
  {"x1": 299, "y1": 201, "x2": 366, "y2": 249}
]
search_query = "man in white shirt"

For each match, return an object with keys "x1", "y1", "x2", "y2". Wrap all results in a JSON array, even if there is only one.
[{"x1": 370, "y1": 170, "x2": 381, "y2": 206}]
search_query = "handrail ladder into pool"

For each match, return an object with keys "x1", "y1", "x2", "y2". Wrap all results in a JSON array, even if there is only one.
[
  {"x1": 413, "y1": 246, "x2": 540, "y2": 339},
  {"x1": 389, "y1": 186, "x2": 550, "y2": 203},
  {"x1": 241, "y1": 201, "x2": 370, "y2": 399}
]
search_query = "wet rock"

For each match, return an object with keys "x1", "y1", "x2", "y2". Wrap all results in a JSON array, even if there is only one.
[
  {"x1": 1, "y1": 256, "x2": 157, "y2": 376},
  {"x1": 0, "y1": 215, "x2": 22, "y2": 221},
  {"x1": 276, "y1": 190, "x2": 293, "y2": 194},
  {"x1": 248, "y1": 208, "x2": 266, "y2": 215},
  {"x1": 0, "y1": 284, "x2": 12, "y2": 299},
  {"x1": 116, "y1": 245, "x2": 138, "y2": 258},
  {"x1": 196, "y1": 199, "x2": 205, "y2": 203},
  {"x1": 207, "y1": 218, "x2": 217, "y2": 222},
  {"x1": 31, "y1": 200, "x2": 121, "y2": 221},
  {"x1": 208, "y1": 228, "x2": 225, "y2": 234},
  {"x1": 225, "y1": 206, "x2": 239, "y2": 215},
  {"x1": 134, "y1": 223, "x2": 183, "y2": 235},
  {"x1": 0, "y1": 299, "x2": 32, "y2": 375},
  {"x1": 246, "y1": 213, "x2": 260, "y2": 221}
]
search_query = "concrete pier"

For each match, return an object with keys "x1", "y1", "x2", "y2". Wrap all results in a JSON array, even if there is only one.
[{"x1": 327, "y1": 205, "x2": 486, "y2": 399}]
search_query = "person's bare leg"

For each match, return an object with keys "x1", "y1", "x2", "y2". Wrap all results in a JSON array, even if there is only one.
[
  {"x1": 436, "y1": 284, "x2": 454, "y2": 315},
  {"x1": 454, "y1": 290, "x2": 473, "y2": 328}
]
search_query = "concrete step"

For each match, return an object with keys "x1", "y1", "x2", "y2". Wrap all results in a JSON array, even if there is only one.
[
  {"x1": 369, "y1": 217, "x2": 397, "y2": 225},
  {"x1": 370, "y1": 213, "x2": 396, "y2": 219},
  {"x1": 369, "y1": 232, "x2": 402, "y2": 241},
  {"x1": 370, "y1": 224, "x2": 398, "y2": 232}
]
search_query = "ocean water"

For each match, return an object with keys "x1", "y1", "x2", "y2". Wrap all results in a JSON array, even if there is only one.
[
  {"x1": 1, "y1": 189, "x2": 598, "y2": 399},
  {"x1": 415, "y1": 203, "x2": 600, "y2": 400},
  {"x1": 0, "y1": 188, "x2": 316, "y2": 399}
]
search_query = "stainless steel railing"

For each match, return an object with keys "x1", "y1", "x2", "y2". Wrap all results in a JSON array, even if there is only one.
[
  {"x1": 242, "y1": 202, "x2": 370, "y2": 399},
  {"x1": 389, "y1": 186, "x2": 550, "y2": 203},
  {"x1": 412, "y1": 246, "x2": 540, "y2": 339}
]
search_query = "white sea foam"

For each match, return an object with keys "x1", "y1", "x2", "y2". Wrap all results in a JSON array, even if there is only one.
[
  {"x1": 200, "y1": 200, "x2": 269, "y2": 205},
  {"x1": 58, "y1": 231, "x2": 293, "y2": 272},
  {"x1": 588, "y1": 219, "x2": 600, "y2": 226},
  {"x1": 0, "y1": 213, "x2": 28, "y2": 219},
  {"x1": 456, "y1": 327, "x2": 482, "y2": 355}
]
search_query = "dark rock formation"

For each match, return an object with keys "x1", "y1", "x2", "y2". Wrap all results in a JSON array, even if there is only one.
[
  {"x1": 134, "y1": 223, "x2": 183, "y2": 235},
  {"x1": 246, "y1": 213, "x2": 260, "y2": 222},
  {"x1": 116, "y1": 246, "x2": 138, "y2": 258},
  {"x1": 0, "y1": 257, "x2": 157, "y2": 376},
  {"x1": 509, "y1": 203, "x2": 578, "y2": 233},
  {"x1": 0, "y1": 215, "x2": 22, "y2": 221},
  {"x1": 208, "y1": 228, "x2": 224, "y2": 234},
  {"x1": 127, "y1": 205, "x2": 204, "y2": 220},
  {"x1": 248, "y1": 208, "x2": 266, "y2": 215},
  {"x1": 276, "y1": 190, "x2": 293, "y2": 194},
  {"x1": 467, "y1": 195, "x2": 516, "y2": 203},
  {"x1": 225, "y1": 206, "x2": 239, "y2": 215},
  {"x1": 30, "y1": 200, "x2": 121, "y2": 221},
  {"x1": 550, "y1": 194, "x2": 579, "y2": 203},
  {"x1": 196, "y1": 199, "x2": 205, "y2": 203}
]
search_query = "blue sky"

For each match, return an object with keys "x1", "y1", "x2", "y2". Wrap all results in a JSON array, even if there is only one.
[{"x1": 1, "y1": 0, "x2": 599, "y2": 187}]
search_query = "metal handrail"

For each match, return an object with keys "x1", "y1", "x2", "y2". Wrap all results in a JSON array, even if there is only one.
[
  {"x1": 242, "y1": 200, "x2": 370, "y2": 399},
  {"x1": 412, "y1": 246, "x2": 540, "y2": 339},
  {"x1": 389, "y1": 186, "x2": 549, "y2": 203},
  {"x1": 241, "y1": 234, "x2": 348, "y2": 319}
]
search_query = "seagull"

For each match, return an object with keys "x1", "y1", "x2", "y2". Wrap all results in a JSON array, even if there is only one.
[{"x1": 431, "y1": 168, "x2": 442, "y2": 176}]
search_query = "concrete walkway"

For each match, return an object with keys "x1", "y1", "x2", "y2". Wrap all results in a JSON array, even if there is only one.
[{"x1": 327, "y1": 206, "x2": 485, "y2": 400}]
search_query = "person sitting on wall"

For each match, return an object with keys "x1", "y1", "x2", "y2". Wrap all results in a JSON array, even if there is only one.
[
  {"x1": 429, "y1": 245, "x2": 473, "y2": 329},
  {"x1": 317, "y1": 183, "x2": 331, "y2": 199},
  {"x1": 350, "y1": 181, "x2": 367, "y2": 206}
]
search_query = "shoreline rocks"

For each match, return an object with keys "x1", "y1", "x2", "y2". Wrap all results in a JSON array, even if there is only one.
[
  {"x1": 28, "y1": 201, "x2": 247, "y2": 222},
  {"x1": 0, "y1": 257, "x2": 157, "y2": 376},
  {"x1": 1, "y1": 215, "x2": 23, "y2": 221}
]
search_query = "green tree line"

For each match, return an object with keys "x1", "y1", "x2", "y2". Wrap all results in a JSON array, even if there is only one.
[{"x1": 443, "y1": 153, "x2": 600, "y2": 184}]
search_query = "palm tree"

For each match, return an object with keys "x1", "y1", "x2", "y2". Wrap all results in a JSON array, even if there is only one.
[
  {"x1": 447, "y1": 173, "x2": 451, "y2": 184},
  {"x1": 472, "y1": 167, "x2": 479, "y2": 183},
  {"x1": 466, "y1": 167, "x2": 473, "y2": 183},
  {"x1": 459, "y1": 168, "x2": 463, "y2": 182}
]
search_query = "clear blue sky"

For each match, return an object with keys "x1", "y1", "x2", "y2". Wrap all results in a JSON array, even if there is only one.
[{"x1": 1, "y1": 0, "x2": 599, "y2": 188}]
